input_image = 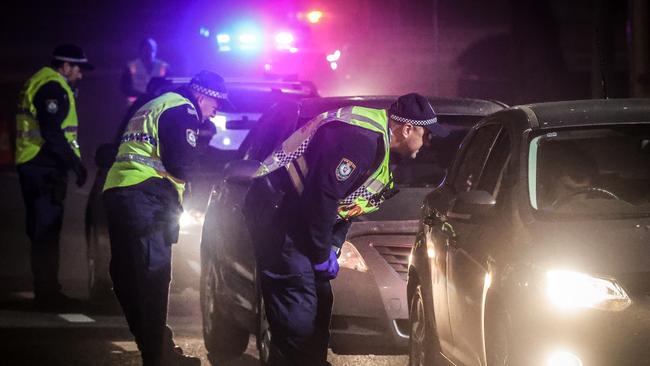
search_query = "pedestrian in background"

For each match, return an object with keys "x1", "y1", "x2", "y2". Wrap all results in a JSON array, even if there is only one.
[
  {"x1": 120, "y1": 38, "x2": 170, "y2": 106},
  {"x1": 15, "y1": 44, "x2": 92, "y2": 310},
  {"x1": 103, "y1": 71, "x2": 232, "y2": 366}
]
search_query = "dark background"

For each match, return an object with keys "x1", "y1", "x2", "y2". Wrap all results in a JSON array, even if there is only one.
[{"x1": 0, "y1": 0, "x2": 648, "y2": 169}]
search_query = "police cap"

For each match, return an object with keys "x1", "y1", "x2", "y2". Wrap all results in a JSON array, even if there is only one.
[
  {"x1": 389, "y1": 93, "x2": 448, "y2": 137},
  {"x1": 189, "y1": 70, "x2": 235, "y2": 111},
  {"x1": 52, "y1": 44, "x2": 94, "y2": 70}
]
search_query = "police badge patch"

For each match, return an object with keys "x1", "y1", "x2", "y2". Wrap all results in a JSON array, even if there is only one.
[
  {"x1": 186, "y1": 129, "x2": 197, "y2": 147},
  {"x1": 45, "y1": 99, "x2": 58, "y2": 114},
  {"x1": 335, "y1": 158, "x2": 356, "y2": 181}
]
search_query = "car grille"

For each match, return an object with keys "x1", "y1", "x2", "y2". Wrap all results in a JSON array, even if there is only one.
[{"x1": 372, "y1": 243, "x2": 411, "y2": 281}]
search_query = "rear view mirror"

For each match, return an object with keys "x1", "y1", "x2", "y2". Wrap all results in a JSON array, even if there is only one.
[
  {"x1": 223, "y1": 159, "x2": 263, "y2": 184},
  {"x1": 449, "y1": 190, "x2": 496, "y2": 219}
]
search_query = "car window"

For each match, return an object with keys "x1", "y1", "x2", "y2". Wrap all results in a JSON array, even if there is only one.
[
  {"x1": 238, "y1": 101, "x2": 301, "y2": 161},
  {"x1": 529, "y1": 125, "x2": 650, "y2": 217},
  {"x1": 363, "y1": 114, "x2": 487, "y2": 221},
  {"x1": 453, "y1": 124, "x2": 502, "y2": 193},
  {"x1": 477, "y1": 128, "x2": 511, "y2": 197}
]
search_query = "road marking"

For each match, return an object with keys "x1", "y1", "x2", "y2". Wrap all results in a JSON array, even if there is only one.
[{"x1": 58, "y1": 313, "x2": 95, "y2": 323}]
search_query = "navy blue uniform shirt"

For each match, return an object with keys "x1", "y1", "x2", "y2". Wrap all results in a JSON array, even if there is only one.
[{"x1": 284, "y1": 121, "x2": 384, "y2": 264}]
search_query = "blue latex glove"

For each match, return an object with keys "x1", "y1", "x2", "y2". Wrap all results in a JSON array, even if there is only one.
[{"x1": 313, "y1": 249, "x2": 340, "y2": 280}]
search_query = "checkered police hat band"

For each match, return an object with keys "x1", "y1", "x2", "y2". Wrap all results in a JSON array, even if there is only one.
[
  {"x1": 53, "y1": 56, "x2": 89, "y2": 63},
  {"x1": 190, "y1": 83, "x2": 228, "y2": 99},
  {"x1": 390, "y1": 114, "x2": 437, "y2": 126}
]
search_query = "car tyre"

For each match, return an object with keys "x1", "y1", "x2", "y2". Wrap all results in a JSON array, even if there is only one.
[
  {"x1": 409, "y1": 284, "x2": 441, "y2": 366},
  {"x1": 86, "y1": 220, "x2": 113, "y2": 301},
  {"x1": 200, "y1": 257, "x2": 249, "y2": 364},
  {"x1": 257, "y1": 295, "x2": 272, "y2": 366}
]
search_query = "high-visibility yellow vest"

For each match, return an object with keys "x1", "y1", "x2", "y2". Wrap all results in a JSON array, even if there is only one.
[
  {"x1": 103, "y1": 92, "x2": 195, "y2": 202},
  {"x1": 127, "y1": 58, "x2": 169, "y2": 94},
  {"x1": 256, "y1": 106, "x2": 393, "y2": 219},
  {"x1": 15, "y1": 67, "x2": 80, "y2": 165}
]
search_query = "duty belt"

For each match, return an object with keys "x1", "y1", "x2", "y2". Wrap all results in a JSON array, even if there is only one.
[
  {"x1": 120, "y1": 132, "x2": 157, "y2": 147},
  {"x1": 115, "y1": 153, "x2": 167, "y2": 172}
]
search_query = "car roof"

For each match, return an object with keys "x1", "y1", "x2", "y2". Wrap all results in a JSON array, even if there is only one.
[
  {"x1": 515, "y1": 98, "x2": 650, "y2": 129},
  {"x1": 297, "y1": 96, "x2": 507, "y2": 119},
  {"x1": 160, "y1": 76, "x2": 318, "y2": 97}
]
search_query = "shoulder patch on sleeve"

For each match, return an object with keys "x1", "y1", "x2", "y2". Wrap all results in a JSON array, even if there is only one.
[
  {"x1": 45, "y1": 99, "x2": 58, "y2": 114},
  {"x1": 186, "y1": 129, "x2": 197, "y2": 147},
  {"x1": 335, "y1": 158, "x2": 356, "y2": 181}
]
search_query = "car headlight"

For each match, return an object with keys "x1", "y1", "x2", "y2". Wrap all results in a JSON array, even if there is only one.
[
  {"x1": 337, "y1": 241, "x2": 368, "y2": 273},
  {"x1": 546, "y1": 270, "x2": 631, "y2": 311}
]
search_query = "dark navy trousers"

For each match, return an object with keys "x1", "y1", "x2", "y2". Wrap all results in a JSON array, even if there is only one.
[
  {"x1": 103, "y1": 184, "x2": 180, "y2": 366},
  {"x1": 258, "y1": 235, "x2": 334, "y2": 366},
  {"x1": 246, "y1": 186, "x2": 333, "y2": 366},
  {"x1": 17, "y1": 164, "x2": 68, "y2": 297}
]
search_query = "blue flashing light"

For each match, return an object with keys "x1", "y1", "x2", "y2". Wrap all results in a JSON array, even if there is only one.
[
  {"x1": 238, "y1": 33, "x2": 259, "y2": 51},
  {"x1": 199, "y1": 27, "x2": 210, "y2": 38}
]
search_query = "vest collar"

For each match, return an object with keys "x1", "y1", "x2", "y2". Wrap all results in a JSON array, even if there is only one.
[{"x1": 176, "y1": 87, "x2": 203, "y2": 121}]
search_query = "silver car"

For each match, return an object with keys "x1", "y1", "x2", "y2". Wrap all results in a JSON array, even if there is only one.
[{"x1": 199, "y1": 96, "x2": 506, "y2": 364}]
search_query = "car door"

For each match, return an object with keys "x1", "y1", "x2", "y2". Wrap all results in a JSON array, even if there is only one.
[{"x1": 445, "y1": 124, "x2": 512, "y2": 366}]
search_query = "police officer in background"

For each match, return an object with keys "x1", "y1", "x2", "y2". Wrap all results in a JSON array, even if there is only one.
[
  {"x1": 120, "y1": 38, "x2": 170, "y2": 106},
  {"x1": 15, "y1": 44, "x2": 92, "y2": 310},
  {"x1": 103, "y1": 71, "x2": 231, "y2": 366},
  {"x1": 246, "y1": 93, "x2": 448, "y2": 365}
]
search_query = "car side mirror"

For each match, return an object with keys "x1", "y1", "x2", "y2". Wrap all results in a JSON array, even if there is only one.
[
  {"x1": 222, "y1": 159, "x2": 263, "y2": 184},
  {"x1": 449, "y1": 190, "x2": 496, "y2": 220}
]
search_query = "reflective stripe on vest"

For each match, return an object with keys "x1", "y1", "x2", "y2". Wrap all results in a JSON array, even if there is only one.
[
  {"x1": 256, "y1": 106, "x2": 392, "y2": 219},
  {"x1": 128, "y1": 58, "x2": 169, "y2": 94},
  {"x1": 15, "y1": 67, "x2": 80, "y2": 164},
  {"x1": 103, "y1": 92, "x2": 195, "y2": 202}
]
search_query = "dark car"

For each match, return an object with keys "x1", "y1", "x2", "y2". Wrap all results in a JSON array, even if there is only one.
[
  {"x1": 199, "y1": 96, "x2": 506, "y2": 363},
  {"x1": 407, "y1": 99, "x2": 650, "y2": 366},
  {"x1": 84, "y1": 77, "x2": 317, "y2": 299}
]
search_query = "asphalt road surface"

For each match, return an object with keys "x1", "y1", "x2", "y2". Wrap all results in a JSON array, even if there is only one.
[{"x1": 0, "y1": 168, "x2": 408, "y2": 366}]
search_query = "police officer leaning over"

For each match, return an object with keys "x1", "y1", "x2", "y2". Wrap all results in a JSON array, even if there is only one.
[
  {"x1": 15, "y1": 44, "x2": 91, "y2": 310},
  {"x1": 103, "y1": 71, "x2": 232, "y2": 366},
  {"x1": 245, "y1": 93, "x2": 448, "y2": 366}
]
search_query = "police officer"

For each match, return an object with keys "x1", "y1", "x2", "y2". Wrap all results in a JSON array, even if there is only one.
[
  {"x1": 246, "y1": 93, "x2": 448, "y2": 365},
  {"x1": 15, "y1": 44, "x2": 92, "y2": 310},
  {"x1": 103, "y1": 71, "x2": 232, "y2": 366},
  {"x1": 120, "y1": 38, "x2": 170, "y2": 106}
]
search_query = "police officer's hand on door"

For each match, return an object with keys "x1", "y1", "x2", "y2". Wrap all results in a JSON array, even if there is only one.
[{"x1": 313, "y1": 249, "x2": 340, "y2": 280}]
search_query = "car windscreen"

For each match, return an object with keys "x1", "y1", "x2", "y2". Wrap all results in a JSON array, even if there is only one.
[
  {"x1": 361, "y1": 114, "x2": 484, "y2": 221},
  {"x1": 529, "y1": 124, "x2": 650, "y2": 218}
]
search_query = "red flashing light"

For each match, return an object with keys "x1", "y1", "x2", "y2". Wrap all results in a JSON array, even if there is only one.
[{"x1": 307, "y1": 10, "x2": 323, "y2": 24}]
